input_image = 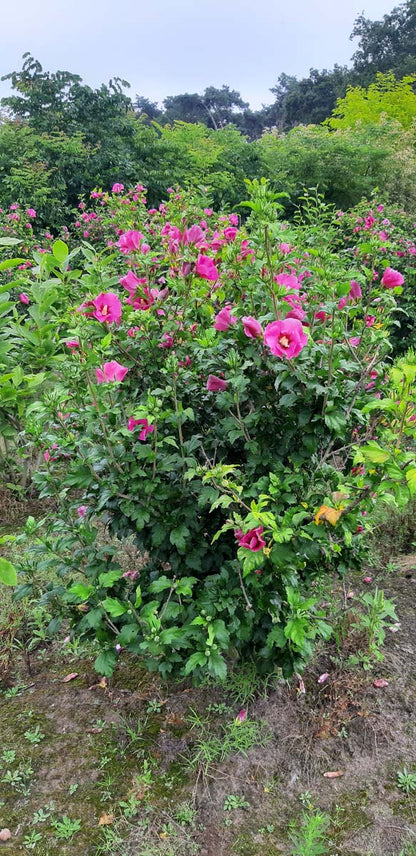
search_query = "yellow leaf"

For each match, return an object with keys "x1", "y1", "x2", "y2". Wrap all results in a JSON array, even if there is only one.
[
  {"x1": 300, "y1": 502, "x2": 308, "y2": 509},
  {"x1": 315, "y1": 505, "x2": 342, "y2": 526},
  {"x1": 159, "y1": 832, "x2": 168, "y2": 839}
]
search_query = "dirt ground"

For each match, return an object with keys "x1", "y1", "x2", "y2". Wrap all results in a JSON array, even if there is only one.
[{"x1": 0, "y1": 557, "x2": 416, "y2": 856}]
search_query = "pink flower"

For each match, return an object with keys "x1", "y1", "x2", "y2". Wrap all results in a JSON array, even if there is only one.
[
  {"x1": 19, "y1": 293, "x2": 30, "y2": 305},
  {"x1": 93, "y1": 292, "x2": 122, "y2": 324},
  {"x1": 229, "y1": 214, "x2": 239, "y2": 226},
  {"x1": 196, "y1": 254, "x2": 219, "y2": 281},
  {"x1": 204, "y1": 208, "x2": 213, "y2": 217},
  {"x1": 96, "y1": 361, "x2": 129, "y2": 383},
  {"x1": 112, "y1": 183, "x2": 124, "y2": 193},
  {"x1": 349, "y1": 280, "x2": 362, "y2": 300},
  {"x1": 237, "y1": 526, "x2": 265, "y2": 552},
  {"x1": 274, "y1": 273, "x2": 299, "y2": 291},
  {"x1": 43, "y1": 450, "x2": 50, "y2": 463},
  {"x1": 235, "y1": 709, "x2": 247, "y2": 723},
  {"x1": 314, "y1": 310, "x2": 327, "y2": 322},
  {"x1": 26, "y1": 208, "x2": 36, "y2": 218},
  {"x1": 285, "y1": 308, "x2": 307, "y2": 322},
  {"x1": 214, "y1": 307, "x2": 237, "y2": 331},
  {"x1": 264, "y1": 318, "x2": 308, "y2": 359},
  {"x1": 279, "y1": 242, "x2": 291, "y2": 254},
  {"x1": 117, "y1": 230, "x2": 144, "y2": 253},
  {"x1": 66, "y1": 339, "x2": 80, "y2": 349},
  {"x1": 363, "y1": 576, "x2": 372, "y2": 583},
  {"x1": 120, "y1": 270, "x2": 145, "y2": 297},
  {"x1": 317, "y1": 673, "x2": 329, "y2": 684},
  {"x1": 223, "y1": 227, "x2": 238, "y2": 242},
  {"x1": 159, "y1": 333, "x2": 174, "y2": 348},
  {"x1": 365, "y1": 315, "x2": 375, "y2": 327},
  {"x1": 242, "y1": 316, "x2": 263, "y2": 339},
  {"x1": 77, "y1": 505, "x2": 87, "y2": 518},
  {"x1": 127, "y1": 417, "x2": 155, "y2": 440},
  {"x1": 349, "y1": 337, "x2": 361, "y2": 348},
  {"x1": 206, "y1": 374, "x2": 227, "y2": 392},
  {"x1": 381, "y1": 267, "x2": 404, "y2": 289},
  {"x1": 184, "y1": 224, "x2": 205, "y2": 245}
]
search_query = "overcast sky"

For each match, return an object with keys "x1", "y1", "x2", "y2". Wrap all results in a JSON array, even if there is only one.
[{"x1": 1, "y1": 0, "x2": 395, "y2": 109}]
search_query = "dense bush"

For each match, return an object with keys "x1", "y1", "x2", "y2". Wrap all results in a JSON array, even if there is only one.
[{"x1": 2, "y1": 181, "x2": 416, "y2": 682}]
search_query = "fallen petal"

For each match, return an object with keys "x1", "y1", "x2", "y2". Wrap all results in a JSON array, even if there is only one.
[
  {"x1": 0, "y1": 830, "x2": 11, "y2": 842},
  {"x1": 318, "y1": 673, "x2": 329, "y2": 684},
  {"x1": 62, "y1": 672, "x2": 79, "y2": 683},
  {"x1": 323, "y1": 771, "x2": 343, "y2": 778},
  {"x1": 373, "y1": 678, "x2": 389, "y2": 688}
]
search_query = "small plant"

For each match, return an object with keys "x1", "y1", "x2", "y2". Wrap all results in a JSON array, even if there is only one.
[
  {"x1": 119, "y1": 793, "x2": 140, "y2": 819},
  {"x1": 173, "y1": 801, "x2": 198, "y2": 827},
  {"x1": 68, "y1": 782, "x2": 78, "y2": 795},
  {"x1": 146, "y1": 698, "x2": 164, "y2": 714},
  {"x1": 258, "y1": 823, "x2": 275, "y2": 834},
  {"x1": 33, "y1": 803, "x2": 54, "y2": 824},
  {"x1": 288, "y1": 811, "x2": 331, "y2": 856},
  {"x1": 206, "y1": 702, "x2": 232, "y2": 715},
  {"x1": 1, "y1": 749, "x2": 16, "y2": 765},
  {"x1": 299, "y1": 791, "x2": 315, "y2": 810},
  {"x1": 51, "y1": 816, "x2": 81, "y2": 840},
  {"x1": 2, "y1": 761, "x2": 34, "y2": 795},
  {"x1": 397, "y1": 767, "x2": 416, "y2": 796},
  {"x1": 24, "y1": 725, "x2": 45, "y2": 744},
  {"x1": 223, "y1": 794, "x2": 250, "y2": 811},
  {"x1": 348, "y1": 588, "x2": 398, "y2": 670},
  {"x1": 23, "y1": 830, "x2": 43, "y2": 850}
]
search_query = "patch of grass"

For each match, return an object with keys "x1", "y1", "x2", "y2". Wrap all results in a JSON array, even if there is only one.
[
  {"x1": 186, "y1": 707, "x2": 271, "y2": 776},
  {"x1": 288, "y1": 810, "x2": 331, "y2": 856}
]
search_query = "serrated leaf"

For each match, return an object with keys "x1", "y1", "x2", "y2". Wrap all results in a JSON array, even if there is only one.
[{"x1": 94, "y1": 650, "x2": 117, "y2": 677}]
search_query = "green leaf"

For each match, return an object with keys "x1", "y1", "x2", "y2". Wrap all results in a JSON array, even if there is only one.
[
  {"x1": 52, "y1": 240, "x2": 69, "y2": 263},
  {"x1": 184, "y1": 651, "x2": 207, "y2": 676},
  {"x1": 94, "y1": 650, "x2": 117, "y2": 677},
  {"x1": 405, "y1": 467, "x2": 416, "y2": 496},
  {"x1": 207, "y1": 650, "x2": 227, "y2": 681},
  {"x1": 98, "y1": 569, "x2": 123, "y2": 587},
  {"x1": 170, "y1": 525, "x2": 190, "y2": 553},
  {"x1": 67, "y1": 583, "x2": 94, "y2": 601},
  {"x1": 0, "y1": 558, "x2": 17, "y2": 586},
  {"x1": 148, "y1": 576, "x2": 173, "y2": 593},
  {"x1": 284, "y1": 617, "x2": 305, "y2": 648},
  {"x1": 102, "y1": 597, "x2": 128, "y2": 617},
  {"x1": 360, "y1": 441, "x2": 390, "y2": 464}
]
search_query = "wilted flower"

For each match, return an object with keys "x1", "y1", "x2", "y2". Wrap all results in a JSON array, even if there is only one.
[{"x1": 206, "y1": 374, "x2": 227, "y2": 392}]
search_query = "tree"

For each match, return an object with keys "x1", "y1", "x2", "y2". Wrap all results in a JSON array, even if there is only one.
[
  {"x1": 269, "y1": 67, "x2": 350, "y2": 129},
  {"x1": 351, "y1": 1, "x2": 416, "y2": 82},
  {"x1": 163, "y1": 85, "x2": 249, "y2": 130},
  {"x1": 326, "y1": 72, "x2": 416, "y2": 130}
]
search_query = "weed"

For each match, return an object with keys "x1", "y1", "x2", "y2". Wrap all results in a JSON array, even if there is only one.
[
  {"x1": 24, "y1": 725, "x2": 45, "y2": 744},
  {"x1": 258, "y1": 823, "x2": 276, "y2": 834},
  {"x1": 397, "y1": 768, "x2": 416, "y2": 796},
  {"x1": 33, "y1": 803, "x2": 55, "y2": 823},
  {"x1": 225, "y1": 661, "x2": 277, "y2": 705},
  {"x1": 223, "y1": 794, "x2": 250, "y2": 811},
  {"x1": 68, "y1": 782, "x2": 79, "y2": 795},
  {"x1": 187, "y1": 708, "x2": 271, "y2": 776},
  {"x1": 2, "y1": 761, "x2": 34, "y2": 795},
  {"x1": 51, "y1": 815, "x2": 81, "y2": 840},
  {"x1": 23, "y1": 830, "x2": 43, "y2": 850},
  {"x1": 173, "y1": 801, "x2": 197, "y2": 827},
  {"x1": 288, "y1": 810, "x2": 331, "y2": 856},
  {"x1": 146, "y1": 698, "x2": 164, "y2": 714},
  {"x1": 206, "y1": 702, "x2": 232, "y2": 715},
  {"x1": 0, "y1": 749, "x2": 16, "y2": 765}
]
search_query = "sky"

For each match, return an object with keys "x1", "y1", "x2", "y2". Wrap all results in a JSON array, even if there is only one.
[{"x1": 1, "y1": 0, "x2": 396, "y2": 110}]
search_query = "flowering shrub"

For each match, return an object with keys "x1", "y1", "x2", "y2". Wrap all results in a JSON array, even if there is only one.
[{"x1": 9, "y1": 181, "x2": 416, "y2": 680}]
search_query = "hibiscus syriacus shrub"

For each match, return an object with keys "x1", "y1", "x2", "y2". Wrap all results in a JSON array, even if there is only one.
[{"x1": 14, "y1": 181, "x2": 416, "y2": 679}]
